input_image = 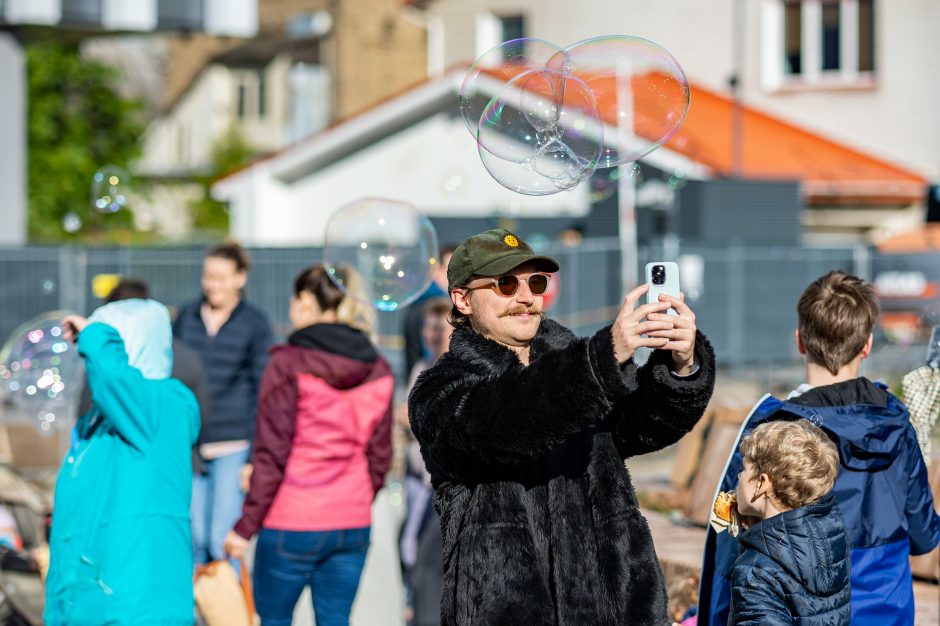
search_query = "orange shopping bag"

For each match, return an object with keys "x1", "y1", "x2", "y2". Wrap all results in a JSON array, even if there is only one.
[{"x1": 194, "y1": 559, "x2": 257, "y2": 626}]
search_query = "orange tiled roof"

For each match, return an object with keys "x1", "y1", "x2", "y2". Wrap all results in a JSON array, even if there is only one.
[
  {"x1": 666, "y1": 81, "x2": 925, "y2": 205},
  {"x1": 877, "y1": 224, "x2": 940, "y2": 252},
  {"x1": 483, "y1": 66, "x2": 926, "y2": 205}
]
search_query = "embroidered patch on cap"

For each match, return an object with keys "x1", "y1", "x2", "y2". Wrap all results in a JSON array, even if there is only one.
[{"x1": 503, "y1": 234, "x2": 519, "y2": 247}]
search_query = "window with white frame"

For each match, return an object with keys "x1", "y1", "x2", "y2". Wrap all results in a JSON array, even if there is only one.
[
  {"x1": 762, "y1": 0, "x2": 874, "y2": 89},
  {"x1": 234, "y1": 68, "x2": 267, "y2": 121},
  {"x1": 475, "y1": 12, "x2": 527, "y2": 59}
]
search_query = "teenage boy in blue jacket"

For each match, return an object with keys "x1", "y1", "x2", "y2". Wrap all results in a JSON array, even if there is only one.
[{"x1": 700, "y1": 271, "x2": 940, "y2": 626}]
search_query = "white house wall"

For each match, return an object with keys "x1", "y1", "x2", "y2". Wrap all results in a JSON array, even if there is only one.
[
  {"x1": 138, "y1": 66, "x2": 232, "y2": 174},
  {"x1": 429, "y1": 0, "x2": 939, "y2": 179},
  {"x1": 224, "y1": 112, "x2": 590, "y2": 246}
]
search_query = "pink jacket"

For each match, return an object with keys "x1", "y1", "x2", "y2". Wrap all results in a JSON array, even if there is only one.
[{"x1": 234, "y1": 323, "x2": 394, "y2": 537}]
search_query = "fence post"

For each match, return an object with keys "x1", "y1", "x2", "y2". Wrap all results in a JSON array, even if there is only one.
[
  {"x1": 852, "y1": 244, "x2": 872, "y2": 280},
  {"x1": 59, "y1": 247, "x2": 87, "y2": 314},
  {"x1": 727, "y1": 244, "x2": 745, "y2": 367}
]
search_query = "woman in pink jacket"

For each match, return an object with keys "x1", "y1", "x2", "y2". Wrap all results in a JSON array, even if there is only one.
[{"x1": 224, "y1": 265, "x2": 394, "y2": 626}]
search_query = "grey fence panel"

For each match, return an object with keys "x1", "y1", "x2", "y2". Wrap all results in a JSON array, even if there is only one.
[
  {"x1": 0, "y1": 242, "x2": 869, "y2": 374},
  {"x1": 0, "y1": 247, "x2": 67, "y2": 341}
]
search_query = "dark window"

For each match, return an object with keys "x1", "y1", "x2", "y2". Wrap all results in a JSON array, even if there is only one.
[
  {"x1": 858, "y1": 0, "x2": 874, "y2": 71},
  {"x1": 237, "y1": 83, "x2": 247, "y2": 119},
  {"x1": 60, "y1": 0, "x2": 101, "y2": 26},
  {"x1": 784, "y1": 2, "x2": 802, "y2": 75},
  {"x1": 499, "y1": 15, "x2": 526, "y2": 58},
  {"x1": 821, "y1": 2, "x2": 841, "y2": 71},
  {"x1": 158, "y1": 0, "x2": 203, "y2": 31},
  {"x1": 257, "y1": 70, "x2": 266, "y2": 117}
]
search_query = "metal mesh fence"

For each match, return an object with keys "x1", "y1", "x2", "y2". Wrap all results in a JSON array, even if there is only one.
[{"x1": 0, "y1": 241, "x2": 869, "y2": 376}]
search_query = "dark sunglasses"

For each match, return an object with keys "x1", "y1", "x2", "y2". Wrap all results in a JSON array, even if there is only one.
[{"x1": 464, "y1": 273, "x2": 551, "y2": 297}]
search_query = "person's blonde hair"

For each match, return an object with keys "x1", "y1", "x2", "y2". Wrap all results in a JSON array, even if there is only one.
[
  {"x1": 797, "y1": 271, "x2": 879, "y2": 375},
  {"x1": 739, "y1": 419, "x2": 840, "y2": 510},
  {"x1": 293, "y1": 264, "x2": 376, "y2": 339}
]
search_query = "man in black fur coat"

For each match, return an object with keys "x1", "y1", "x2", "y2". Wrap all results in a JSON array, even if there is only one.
[{"x1": 408, "y1": 228, "x2": 716, "y2": 625}]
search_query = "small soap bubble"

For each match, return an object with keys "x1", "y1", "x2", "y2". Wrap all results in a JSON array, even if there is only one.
[
  {"x1": 62, "y1": 212, "x2": 82, "y2": 234},
  {"x1": 91, "y1": 165, "x2": 131, "y2": 214}
]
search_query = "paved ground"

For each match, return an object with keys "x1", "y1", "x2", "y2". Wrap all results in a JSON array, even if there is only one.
[{"x1": 287, "y1": 481, "x2": 938, "y2": 625}]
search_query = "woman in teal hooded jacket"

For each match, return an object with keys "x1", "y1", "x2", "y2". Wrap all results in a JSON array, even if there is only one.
[{"x1": 44, "y1": 300, "x2": 200, "y2": 625}]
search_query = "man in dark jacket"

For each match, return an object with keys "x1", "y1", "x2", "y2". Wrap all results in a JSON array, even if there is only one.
[
  {"x1": 729, "y1": 420, "x2": 850, "y2": 625},
  {"x1": 174, "y1": 243, "x2": 273, "y2": 566},
  {"x1": 408, "y1": 228, "x2": 716, "y2": 625}
]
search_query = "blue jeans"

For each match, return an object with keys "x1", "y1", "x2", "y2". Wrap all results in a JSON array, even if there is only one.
[
  {"x1": 191, "y1": 447, "x2": 250, "y2": 565},
  {"x1": 253, "y1": 527, "x2": 370, "y2": 626}
]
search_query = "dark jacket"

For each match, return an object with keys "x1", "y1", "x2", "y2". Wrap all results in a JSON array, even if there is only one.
[
  {"x1": 78, "y1": 338, "x2": 210, "y2": 424},
  {"x1": 234, "y1": 323, "x2": 394, "y2": 539},
  {"x1": 173, "y1": 298, "x2": 273, "y2": 444},
  {"x1": 700, "y1": 378, "x2": 940, "y2": 626},
  {"x1": 402, "y1": 281, "x2": 448, "y2": 379},
  {"x1": 730, "y1": 495, "x2": 851, "y2": 625},
  {"x1": 408, "y1": 319, "x2": 716, "y2": 625}
]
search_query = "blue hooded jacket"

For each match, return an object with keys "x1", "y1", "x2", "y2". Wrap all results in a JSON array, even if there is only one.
[
  {"x1": 44, "y1": 300, "x2": 200, "y2": 625},
  {"x1": 700, "y1": 379, "x2": 940, "y2": 626},
  {"x1": 730, "y1": 495, "x2": 851, "y2": 625}
]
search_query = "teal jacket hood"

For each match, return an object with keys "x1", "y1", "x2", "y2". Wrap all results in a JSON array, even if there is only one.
[{"x1": 89, "y1": 299, "x2": 172, "y2": 380}]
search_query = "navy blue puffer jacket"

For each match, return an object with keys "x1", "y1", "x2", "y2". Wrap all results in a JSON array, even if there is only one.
[{"x1": 730, "y1": 495, "x2": 851, "y2": 625}]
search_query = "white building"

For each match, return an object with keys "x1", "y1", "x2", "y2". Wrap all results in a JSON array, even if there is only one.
[{"x1": 213, "y1": 70, "x2": 602, "y2": 246}]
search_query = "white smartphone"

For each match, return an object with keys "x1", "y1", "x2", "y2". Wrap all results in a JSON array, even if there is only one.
[{"x1": 645, "y1": 262, "x2": 681, "y2": 316}]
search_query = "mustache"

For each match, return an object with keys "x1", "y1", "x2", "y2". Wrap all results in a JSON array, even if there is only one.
[{"x1": 502, "y1": 306, "x2": 543, "y2": 317}]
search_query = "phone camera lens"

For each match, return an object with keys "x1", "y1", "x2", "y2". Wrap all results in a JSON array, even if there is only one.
[{"x1": 652, "y1": 265, "x2": 666, "y2": 286}]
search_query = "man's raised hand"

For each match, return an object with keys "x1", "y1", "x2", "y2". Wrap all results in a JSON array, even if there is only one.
[
  {"x1": 611, "y1": 284, "x2": 674, "y2": 365},
  {"x1": 647, "y1": 293, "x2": 698, "y2": 375}
]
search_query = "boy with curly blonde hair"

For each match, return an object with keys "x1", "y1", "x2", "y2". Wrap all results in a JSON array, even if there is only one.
[{"x1": 730, "y1": 420, "x2": 849, "y2": 625}]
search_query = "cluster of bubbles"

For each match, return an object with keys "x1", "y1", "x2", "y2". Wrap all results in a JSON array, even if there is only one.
[
  {"x1": 62, "y1": 165, "x2": 132, "y2": 234},
  {"x1": 0, "y1": 312, "x2": 84, "y2": 434},
  {"x1": 459, "y1": 36, "x2": 690, "y2": 196},
  {"x1": 323, "y1": 198, "x2": 439, "y2": 312}
]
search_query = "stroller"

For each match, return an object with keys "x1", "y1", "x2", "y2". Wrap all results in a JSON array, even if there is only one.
[{"x1": 0, "y1": 463, "x2": 51, "y2": 626}]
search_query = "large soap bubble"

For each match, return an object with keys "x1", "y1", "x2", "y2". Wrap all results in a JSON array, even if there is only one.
[
  {"x1": 323, "y1": 199, "x2": 439, "y2": 312},
  {"x1": 477, "y1": 68, "x2": 602, "y2": 195},
  {"x1": 548, "y1": 36, "x2": 690, "y2": 168},
  {"x1": 459, "y1": 38, "x2": 567, "y2": 138},
  {"x1": 91, "y1": 165, "x2": 131, "y2": 214},
  {"x1": 461, "y1": 35, "x2": 690, "y2": 195},
  {"x1": 0, "y1": 312, "x2": 84, "y2": 434}
]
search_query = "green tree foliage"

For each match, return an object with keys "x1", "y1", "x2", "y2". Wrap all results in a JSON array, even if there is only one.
[
  {"x1": 191, "y1": 126, "x2": 255, "y2": 234},
  {"x1": 27, "y1": 42, "x2": 144, "y2": 242}
]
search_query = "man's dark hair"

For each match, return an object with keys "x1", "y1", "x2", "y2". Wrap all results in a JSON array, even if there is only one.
[
  {"x1": 106, "y1": 278, "x2": 150, "y2": 303},
  {"x1": 440, "y1": 242, "x2": 458, "y2": 258},
  {"x1": 206, "y1": 242, "x2": 252, "y2": 273}
]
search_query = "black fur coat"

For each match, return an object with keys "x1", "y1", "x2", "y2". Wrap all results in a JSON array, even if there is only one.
[{"x1": 408, "y1": 318, "x2": 716, "y2": 625}]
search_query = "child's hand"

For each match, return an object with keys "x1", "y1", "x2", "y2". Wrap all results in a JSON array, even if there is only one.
[{"x1": 61, "y1": 315, "x2": 89, "y2": 342}]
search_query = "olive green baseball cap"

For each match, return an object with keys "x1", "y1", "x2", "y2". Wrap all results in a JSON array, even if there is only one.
[{"x1": 447, "y1": 228, "x2": 560, "y2": 291}]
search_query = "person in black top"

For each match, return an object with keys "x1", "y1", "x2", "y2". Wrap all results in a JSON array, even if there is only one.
[
  {"x1": 77, "y1": 278, "x2": 210, "y2": 426},
  {"x1": 173, "y1": 243, "x2": 273, "y2": 566}
]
